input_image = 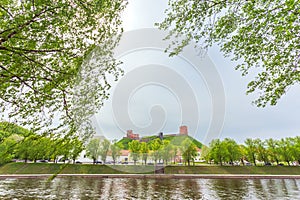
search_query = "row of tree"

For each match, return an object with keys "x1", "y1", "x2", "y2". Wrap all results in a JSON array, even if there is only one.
[
  {"x1": 3, "y1": 123, "x2": 299, "y2": 167},
  {"x1": 85, "y1": 137, "x2": 199, "y2": 166},
  {"x1": 204, "y1": 137, "x2": 300, "y2": 166},
  {"x1": 0, "y1": 122, "x2": 84, "y2": 164},
  {"x1": 85, "y1": 138, "x2": 122, "y2": 164},
  {"x1": 127, "y1": 138, "x2": 198, "y2": 166}
]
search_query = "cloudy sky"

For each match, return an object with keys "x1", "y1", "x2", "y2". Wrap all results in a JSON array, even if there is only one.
[{"x1": 92, "y1": 0, "x2": 300, "y2": 145}]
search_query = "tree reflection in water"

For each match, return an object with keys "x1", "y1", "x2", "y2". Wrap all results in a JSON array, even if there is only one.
[
  {"x1": 0, "y1": 177, "x2": 299, "y2": 199},
  {"x1": 210, "y1": 179, "x2": 248, "y2": 199}
]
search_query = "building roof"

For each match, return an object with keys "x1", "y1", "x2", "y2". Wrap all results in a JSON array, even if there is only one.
[{"x1": 120, "y1": 150, "x2": 130, "y2": 156}]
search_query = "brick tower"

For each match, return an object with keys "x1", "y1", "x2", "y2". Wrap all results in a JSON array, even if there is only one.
[{"x1": 179, "y1": 125, "x2": 188, "y2": 135}]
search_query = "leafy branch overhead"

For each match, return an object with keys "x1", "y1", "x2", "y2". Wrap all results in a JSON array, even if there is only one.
[
  {"x1": 158, "y1": 0, "x2": 300, "y2": 107},
  {"x1": 0, "y1": 0, "x2": 126, "y2": 138}
]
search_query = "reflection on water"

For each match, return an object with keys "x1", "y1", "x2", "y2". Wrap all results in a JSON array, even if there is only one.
[
  {"x1": 210, "y1": 179, "x2": 248, "y2": 199},
  {"x1": 0, "y1": 177, "x2": 299, "y2": 199}
]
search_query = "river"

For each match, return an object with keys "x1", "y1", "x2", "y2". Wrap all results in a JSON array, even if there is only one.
[{"x1": 0, "y1": 177, "x2": 299, "y2": 199}]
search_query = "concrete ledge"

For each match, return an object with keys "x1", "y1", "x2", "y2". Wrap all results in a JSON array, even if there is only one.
[{"x1": 1, "y1": 174, "x2": 300, "y2": 179}]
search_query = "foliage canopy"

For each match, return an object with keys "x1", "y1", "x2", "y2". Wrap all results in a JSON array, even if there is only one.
[
  {"x1": 158, "y1": 0, "x2": 300, "y2": 107},
  {"x1": 0, "y1": 0, "x2": 126, "y2": 139}
]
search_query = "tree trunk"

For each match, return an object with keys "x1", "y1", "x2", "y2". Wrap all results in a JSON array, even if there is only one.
[{"x1": 253, "y1": 154, "x2": 256, "y2": 166}]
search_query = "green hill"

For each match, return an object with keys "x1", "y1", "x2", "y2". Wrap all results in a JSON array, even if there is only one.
[
  {"x1": 0, "y1": 122, "x2": 31, "y2": 142},
  {"x1": 116, "y1": 137, "x2": 133, "y2": 149},
  {"x1": 117, "y1": 134, "x2": 203, "y2": 150}
]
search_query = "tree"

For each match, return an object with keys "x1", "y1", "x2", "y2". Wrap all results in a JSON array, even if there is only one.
[
  {"x1": 171, "y1": 145, "x2": 178, "y2": 164},
  {"x1": 160, "y1": 140, "x2": 173, "y2": 165},
  {"x1": 239, "y1": 144, "x2": 247, "y2": 166},
  {"x1": 35, "y1": 136, "x2": 53, "y2": 161},
  {"x1": 0, "y1": 122, "x2": 30, "y2": 164},
  {"x1": 0, "y1": 134, "x2": 19, "y2": 164},
  {"x1": 48, "y1": 137, "x2": 64, "y2": 163},
  {"x1": 99, "y1": 139, "x2": 110, "y2": 164},
  {"x1": 158, "y1": 1, "x2": 300, "y2": 107},
  {"x1": 128, "y1": 140, "x2": 140, "y2": 165},
  {"x1": 266, "y1": 138, "x2": 280, "y2": 165},
  {"x1": 86, "y1": 138, "x2": 101, "y2": 164},
  {"x1": 60, "y1": 139, "x2": 73, "y2": 163},
  {"x1": 200, "y1": 145, "x2": 211, "y2": 164},
  {"x1": 180, "y1": 138, "x2": 197, "y2": 166},
  {"x1": 18, "y1": 134, "x2": 43, "y2": 162},
  {"x1": 0, "y1": 0, "x2": 126, "y2": 139},
  {"x1": 244, "y1": 138, "x2": 258, "y2": 166},
  {"x1": 110, "y1": 140, "x2": 122, "y2": 165},
  {"x1": 150, "y1": 138, "x2": 162, "y2": 165},
  {"x1": 69, "y1": 138, "x2": 84, "y2": 164},
  {"x1": 140, "y1": 142, "x2": 149, "y2": 165},
  {"x1": 222, "y1": 138, "x2": 241, "y2": 165},
  {"x1": 290, "y1": 136, "x2": 300, "y2": 164},
  {"x1": 256, "y1": 139, "x2": 269, "y2": 165},
  {"x1": 277, "y1": 138, "x2": 293, "y2": 166},
  {"x1": 208, "y1": 139, "x2": 226, "y2": 166},
  {"x1": 0, "y1": 122, "x2": 30, "y2": 137}
]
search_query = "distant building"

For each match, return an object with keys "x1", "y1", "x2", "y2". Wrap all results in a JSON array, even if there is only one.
[
  {"x1": 124, "y1": 125, "x2": 189, "y2": 141},
  {"x1": 119, "y1": 150, "x2": 130, "y2": 163},
  {"x1": 194, "y1": 147, "x2": 202, "y2": 162},
  {"x1": 125, "y1": 130, "x2": 140, "y2": 140},
  {"x1": 179, "y1": 125, "x2": 188, "y2": 135},
  {"x1": 162, "y1": 125, "x2": 188, "y2": 137},
  {"x1": 158, "y1": 132, "x2": 163, "y2": 140}
]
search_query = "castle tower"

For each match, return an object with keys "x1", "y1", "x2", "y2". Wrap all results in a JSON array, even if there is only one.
[
  {"x1": 158, "y1": 132, "x2": 163, "y2": 140},
  {"x1": 126, "y1": 130, "x2": 139, "y2": 140},
  {"x1": 179, "y1": 125, "x2": 188, "y2": 135},
  {"x1": 127, "y1": 130, "x2": 133, "y2": 137}
]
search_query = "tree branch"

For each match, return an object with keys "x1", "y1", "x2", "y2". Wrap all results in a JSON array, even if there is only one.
[
  {"x1": 0, "y1": 45, "x2": 64, "y2": 53},
  {"x1": 62, "y1": 90, "x2": 72, "y2": 120},
  {"x1": 0, "y1": 4, "x2": 13, "y2": 18},
  {"x1": 0, "y1": 6, "x2": 50, "y2": 45},
  {"x1": 0, "y1": 65, "x2": 38, "y2": 94}
]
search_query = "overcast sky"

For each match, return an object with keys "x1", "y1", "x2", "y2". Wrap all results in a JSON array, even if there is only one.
[{"x1": 92, "y1": 0, "x2": 300, "y2": 145}]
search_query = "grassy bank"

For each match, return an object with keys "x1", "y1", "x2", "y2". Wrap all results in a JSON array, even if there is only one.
[
  {"x1": 0, "y1": 163, "x2": 300, "y2": 175},
  {"x1": 165, "y1": 166, "x2": 300, "y2": 175},
  {"x1": 0, "y1": 163, "x2": 156, "y2": 174}
]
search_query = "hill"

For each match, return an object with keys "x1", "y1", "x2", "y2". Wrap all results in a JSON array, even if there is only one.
[
  {"x1": 116, "y1": 137, "x2": 133, "y2": 150},
  {"x1": 0, "y1": 122, "x2": 31, "y2": 142},
  {"x1": 117, "y1": 134, "x2": 203, "y2": 150}
]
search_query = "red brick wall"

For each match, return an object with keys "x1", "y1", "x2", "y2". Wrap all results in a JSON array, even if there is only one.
[
  {"x1": 179, "y1": 125, "x2": 188, "y2": 135},
  {"x1": 126, "y1": 130, "x2": 139, "y2": 139}
]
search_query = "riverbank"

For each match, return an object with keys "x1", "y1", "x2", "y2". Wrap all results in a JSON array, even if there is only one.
[
  {"x1": 1, "y1": 174, "x2": 300, "y2": 179},
  {"x1": 0, "y1": 163, "x2": 300, "y2": 177}
]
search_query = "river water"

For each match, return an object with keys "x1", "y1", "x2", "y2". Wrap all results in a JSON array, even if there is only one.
[{"x1": 0, "y1": 177, "x2": 299, "y2": 199}]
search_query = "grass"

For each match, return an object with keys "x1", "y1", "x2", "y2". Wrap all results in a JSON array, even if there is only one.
[
  {"x1": 0, "y1": 162, "x2": 156, "y2": 174},
  {"x1": 1, "y1": 163, "x2": 300, "y2": 175},
  {"x1": 165, "y1": 166, "x2": 300, "y2": 175}
]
